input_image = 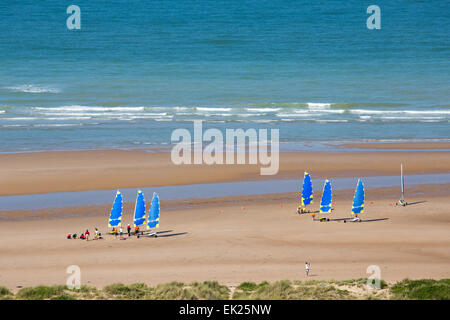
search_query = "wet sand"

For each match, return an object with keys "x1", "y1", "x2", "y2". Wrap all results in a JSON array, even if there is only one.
[
  {"x1": 1, "y1": 147, "x2": 450, "y2": 196},
  {"x1": 341, "y1": 142, "x2": 450, "y2": 150}
]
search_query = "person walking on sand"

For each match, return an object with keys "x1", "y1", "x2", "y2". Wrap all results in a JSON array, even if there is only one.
[
  {"x1": 305, "y1": 262, "x2": 310, "y2": 276},
  {"x1": 127, "y1": 224, "x2": 131, "y2": 237},
  {"x1": 119, "y1": 227, "x2": 123, "y2": 238},
  {"x1": 85, "y1": 229, "x2": 90, "y2": 241}
]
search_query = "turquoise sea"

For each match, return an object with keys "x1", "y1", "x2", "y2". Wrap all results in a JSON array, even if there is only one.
[{"x1": 0, "y1": 0, "x2": 448, "y2": 152}]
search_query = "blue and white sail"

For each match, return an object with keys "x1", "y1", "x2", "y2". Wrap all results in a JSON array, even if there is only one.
[
  {"x1": 133, "y1": 190, "x2": 147, "y2": 227},
  {"x1": 108, "y1": 191, "x2": 123, "y2": 227},
  {"x1": 147, "y1": 192, "x2": 160, "y2": 230},
  {"x1": 320, "y1": 180, "x2": 332, "y2": 214},
  {"x1": 301, "y1": 172, "x2": 313, "y2": 206},
  {"x1": 351, "y1": 179, "x2": 365, "y2": 215}
]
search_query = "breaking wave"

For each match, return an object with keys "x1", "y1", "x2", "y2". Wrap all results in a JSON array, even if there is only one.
[{"x1": 4, "y1": 85, "x2": 60, "y2": 94}]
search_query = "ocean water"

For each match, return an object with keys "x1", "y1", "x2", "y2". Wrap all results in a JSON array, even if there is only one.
[{"x1": 0, "y1": 0, "x2": 449, "y2": 152}]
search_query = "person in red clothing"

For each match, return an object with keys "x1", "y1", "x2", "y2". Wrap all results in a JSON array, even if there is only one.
[{"x1": 85, "y1": 229, "x2": 90, "y2": 241}]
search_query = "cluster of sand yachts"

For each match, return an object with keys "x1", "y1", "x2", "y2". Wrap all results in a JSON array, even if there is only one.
[{"x1": 296, "y1": 166, "x2": 407, "y2": 222}]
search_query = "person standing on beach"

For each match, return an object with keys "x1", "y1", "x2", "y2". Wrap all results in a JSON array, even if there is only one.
[
  {"x1": 305, "y1": 262, "x2": 310, "y2": 276},
  {"x1": 85, "y1": 229, "x2": 90, "y2": 241},
  {"x1": 119, "y1": 227, "x2": 123, "y2": 238},
  {"x1": 127, "y1": 224, "x2": 131, "y2": 237}
]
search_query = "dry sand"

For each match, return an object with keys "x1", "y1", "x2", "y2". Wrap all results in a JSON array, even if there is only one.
[
  {"x1": 1, "y1": 148, "x2": 450, "y2": 196},
  {"x1": 0, "y1": 184, "x2": 449, "y2": 290}
]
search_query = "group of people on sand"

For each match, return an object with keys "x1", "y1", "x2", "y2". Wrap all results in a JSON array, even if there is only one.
[
  {"x1": 110, "y1": 224, "x2": 142, "y2": 239},
  {"x1": 67, "y1": 224, "x2": 143, "y2": 241},
  {"x1": 67, "y1": 228, "x2": 102, "y2": 241}
]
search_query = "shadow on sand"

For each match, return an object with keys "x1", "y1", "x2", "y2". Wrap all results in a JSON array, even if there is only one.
[
  {"x1": 361, "y1": 218, "x2": 389, "y2": 223},
  {"x1": 405, "y1": 201, "x2": 427, "y2": 206},
  {"x1": 329, "y1": 217, "x2": 389, "y2": 223},
  {"x1": 156, "y1": 230, "x2": 173, "y2": 234},
  {"x1": 156, "y1": 232, "x2": 188, "y2": 238}
]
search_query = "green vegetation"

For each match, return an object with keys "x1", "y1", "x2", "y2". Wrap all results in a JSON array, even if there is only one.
[
  {"x1": 17, "y1": 285, "x2": 67, "y2": 300},
  {"x1": 233, "y1": 280, "x2": 357, "y2": 300},
  {"x1": 390, "y1": 279, "x2": 450, "y2": 300},
  {"x1": 2, "y1": 278, "x2": 448, "y2": 300},
  {"x1": 104, "y1": 282, "x2": 152, "y2": 299},
  {"x1": 153, "y1": 281, "x2": 196, "y2": 300},
  {"x1": 236, "y1": 281, "x2": 268, "y2": 292},
  {"x1": 50, "y1": 294, "x2": 77, "y2": 300},
  {"x1": 189, "y1": 281, "x2": 230, "y2": 300},
  {"x1": 0, "y1": 286, "x2": 13, "y2": 299}
]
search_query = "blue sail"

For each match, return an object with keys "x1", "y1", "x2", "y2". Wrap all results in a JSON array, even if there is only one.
[
  {"x1": 352, "y1": 179, "x2": 365, "y2": 215},
  {"x1": 320, "y1": 180, "x2": 332, "y2": 213},
  {"x1": 133, "y1": 190, "x2": 147, "y2": 227},
  {"x1": 301, "y1": 172, "x2": 313, "y2": 206},
  {"x1": 147, "y1": 192, "x2": 160, "y2": 230},
  {"x1": 108, "y1": 191, "x2": 123, "y2": 227}
]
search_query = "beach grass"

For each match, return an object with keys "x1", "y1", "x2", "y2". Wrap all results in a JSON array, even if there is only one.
[
  {"x1": 0, "y1": 286, "x2": 13, "y2": 299},
  {"x1": 152, "y1": 281, "x2": 196, "y2": 300},
  {"x1": 232, "y1": 280, "x2": 358, "y2": 300},
  {"x1": 390, "y1": 279, "x2": 450, "y2": 300},
  {"x1": 100, "y1": 281, "x2": 229, "y2": 300},
  {"x1": 189, "y1": 281, "x2": 230, "y2": 300},
  {"x1": 50, "y1": 294, "x2": 78, "y2": 300},
  {"x1": 3, "y1": 278, "x2": 448, "y2": 300},
  {"x1": 103, "y1": 282, "x2": 152, "y2": 299},
  {"x1": 16, "y1": 285, "x2": 68, "y2": 300}
]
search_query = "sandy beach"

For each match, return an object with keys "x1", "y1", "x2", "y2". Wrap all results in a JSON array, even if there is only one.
[
  {"x1": 0, "y1": 146, "x2": 449, "y2": 291},
  {"x1": 0, "y1": 179, "x2": 449, "y2": 290}
]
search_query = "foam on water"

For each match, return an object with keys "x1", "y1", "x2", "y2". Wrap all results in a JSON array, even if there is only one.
[
  {"x1": 350, "y1": 109, "x2": 450, "y2": 115},
  {"x1": 4, "y1": 85, "x2": 60, "y2": 94},
  {"x1": 196, "y1": 107, "x2": 232, "y2": 112},
  {"x1": 2, "y1": 104, "x2": 449, "y2": 130},
  {"x1": 33, "y1": 106, "x2": 146, "y2": 112},
  {"x1": 307, "y1": 102, "x2": 332, "y2": 109},
  {"x1": 245, "y1": 108, "x2": 281, "y2": 112}
]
